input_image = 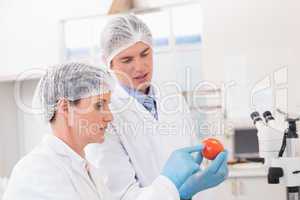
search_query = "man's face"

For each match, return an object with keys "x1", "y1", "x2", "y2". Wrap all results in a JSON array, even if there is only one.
[{"x1": 111, "y1": 42, "x2": 153, "y2": 93}]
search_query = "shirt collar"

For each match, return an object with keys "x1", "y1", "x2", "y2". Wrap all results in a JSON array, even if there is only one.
[{"x1": 122, "y1": 85, "x2": 156, "y2": 101}]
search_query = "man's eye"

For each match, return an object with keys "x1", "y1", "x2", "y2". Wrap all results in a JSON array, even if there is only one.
[{"x1": 141, "y1": 52, "x2": 149, "y2": 57}]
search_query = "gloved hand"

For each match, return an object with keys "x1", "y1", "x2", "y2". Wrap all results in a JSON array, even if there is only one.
[
  {"x1": 179, "y1": 150, "x2": 228, "y2": 200},
  {"x1": 161, "y1": 145, "x2": 204, "y2": 190}
]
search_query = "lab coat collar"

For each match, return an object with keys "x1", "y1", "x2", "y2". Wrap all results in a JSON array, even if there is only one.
[
  {"x1": 43, "y1": 134, "x2": 102, "y2": 198},
  {"x1": 43, "y1": 134, "x2": 88, "y2": 169},
  {"x1": 121, "y1": 84, "x2": 157, "y2": 101}
]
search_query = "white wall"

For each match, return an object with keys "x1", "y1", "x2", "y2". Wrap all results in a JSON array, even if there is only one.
[
  {"x1": 0, "y1": 79, "x2": 50, "y2": 177},
  {"x1": 201, "y1": 0, "x2": 300, "y2": 80},
  {"x1": 15, "y1": 79, "x2": 49, "y2": 157},
  {"x1": 0, "y1": 0, "x2": 112, "y2": 77},
  {"x1": 200, "y1": 0, "x2": 300, "y2": 119},
  {"x1": 0, "y1": 83, "x2": 19, "y2": 177},
  {"x1": 153, "y1": 50, "x2": 202, "y2": 91}
]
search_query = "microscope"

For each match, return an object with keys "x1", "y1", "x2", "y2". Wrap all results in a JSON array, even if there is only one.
[{"x1": 251, "y1": 111, "x2": 300, "y2": 200}]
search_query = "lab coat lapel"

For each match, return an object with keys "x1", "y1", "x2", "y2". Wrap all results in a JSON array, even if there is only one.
[
  {"x1": 112, "y1": 84, "x2": 164, "y2": 173},
  {"x1": 112, "y1": 83, "x2": 157, "y2": 123},
  {"x1": 88, "y1": 164, "x2": 114, "y2": 200},
  {"x1": 45, "y1": 135, "x2": 100, "y2": 199},
  {"x1": 62, "y1": 161, "x2": 97, "y2": 200},
  {"x1": 70, "y1": 161, "x2": 99, "y2": 194}
]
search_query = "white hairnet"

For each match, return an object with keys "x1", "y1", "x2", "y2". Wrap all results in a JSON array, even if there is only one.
[
  {"x1": 33, "y1": 62, "x2": 113, "y2": 122},
  {"x1": 101, "y1": 14, "x2": 153, "y2": 68}
]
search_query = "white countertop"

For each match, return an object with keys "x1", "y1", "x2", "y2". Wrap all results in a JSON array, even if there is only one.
[{"x1": 228, "y1": 163, "x2": 268, "y2": 178}]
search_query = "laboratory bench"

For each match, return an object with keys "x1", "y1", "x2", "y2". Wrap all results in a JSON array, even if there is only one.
[{"x1": 194, "y1": 162, "x2": 286, "y2": 200}]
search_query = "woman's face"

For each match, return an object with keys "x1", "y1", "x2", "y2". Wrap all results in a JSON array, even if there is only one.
[
  {"x1": 70, "y1": 92, "x2": 113, "y2": 144},
  {"x1": 111, "y1": 42, "x2": 153, "y2": 93}
]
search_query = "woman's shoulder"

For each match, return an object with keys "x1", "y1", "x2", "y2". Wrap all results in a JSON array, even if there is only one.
[
  {"x1": 3, "y1": 144, "x2": 76, "y2": 200},
  {"x1": 10, "y1": 140, "x2": 69, "y2": 183}
]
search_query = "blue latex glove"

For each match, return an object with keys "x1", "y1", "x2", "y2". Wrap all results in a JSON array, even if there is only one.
[
  {"x1": 161, "y1": 145, "x2": 204, "y2": 190},
  {"x1": 179, "y1": 150, "x2": 229, "y2": 199}
]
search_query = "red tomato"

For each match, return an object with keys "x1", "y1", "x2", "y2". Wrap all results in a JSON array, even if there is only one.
[{"x1": 202, "y1": 138, "x2": 224, "y2": 160}]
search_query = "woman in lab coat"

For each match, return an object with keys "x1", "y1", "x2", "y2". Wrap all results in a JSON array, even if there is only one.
[
  {"x1": 86, "y1": 14, "x2": 228, "y2": 200},
  {"x1": 3, "y1": 63, "x2": 208, "y2": 200}
]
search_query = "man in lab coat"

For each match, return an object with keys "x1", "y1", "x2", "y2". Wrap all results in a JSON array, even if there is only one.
[{"x1": 86, "y1": 14, "x2": 228, "y2": 200}]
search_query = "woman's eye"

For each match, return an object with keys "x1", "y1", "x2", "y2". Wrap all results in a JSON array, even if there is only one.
[
  {"x1": 96, "y1": 103, "x2": 103, "y2": 110},
  {"x1": 121, "y1": 58, "x2": 132, "y2": 64}
]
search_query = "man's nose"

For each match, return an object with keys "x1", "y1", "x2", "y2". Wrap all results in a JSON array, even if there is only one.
[{"x1": 133, "y1": 57, "x2": 146, "y2": 72}]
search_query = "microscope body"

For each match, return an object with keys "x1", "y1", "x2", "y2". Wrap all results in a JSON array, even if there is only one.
[
  {"x1": 251, "y1": 112, "x2": 300, "y2": 200},
  {"x1": 269, "y1": 157, "x2": 300, "y2": 186}
]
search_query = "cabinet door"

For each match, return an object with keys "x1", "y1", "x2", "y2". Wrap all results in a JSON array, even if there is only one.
[
  {"x1": 193, "y1": 179, "x2": 237, "y2": 200},
  {"x1": 193, "y1": 177, "x2": 286, "y2": 200},
  {"x1": 235, "y1": 177, "x2": 285, "y2": 200}
]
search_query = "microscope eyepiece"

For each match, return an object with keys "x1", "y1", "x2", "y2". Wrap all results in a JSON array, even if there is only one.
[
  {"x1": 263, "y1": 111, "x2": 275, "y2": 122},
  {"x1": 251, "y1": 111, "x2": 263, "y2": 125},
  {"x1": 251, "y1": 111, "x2": 260, "y2": 120}
]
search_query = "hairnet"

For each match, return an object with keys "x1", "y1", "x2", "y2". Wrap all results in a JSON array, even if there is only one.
[
  {"x1": 101, "y1": 14, "x2": 153, "y2": 68},
  {"x1": 33, "y1": 62, "x2": 113, "y2": 122}
]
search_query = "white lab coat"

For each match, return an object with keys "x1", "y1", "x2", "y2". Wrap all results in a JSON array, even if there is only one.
[
  {"x1": 86, "y1": 79, "x2": 198, "y2": 200},
  {"x1": 3, "y1": 135, "x2": 180, "y2": 200}
]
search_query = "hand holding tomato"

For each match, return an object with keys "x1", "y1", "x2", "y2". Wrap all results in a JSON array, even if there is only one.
[
  {"x1": 179, "y1": 139, "x2": 228, "y2": 199},
  {"x1": 201, "y1": 138, "x2": 224, "y2": 160}
]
